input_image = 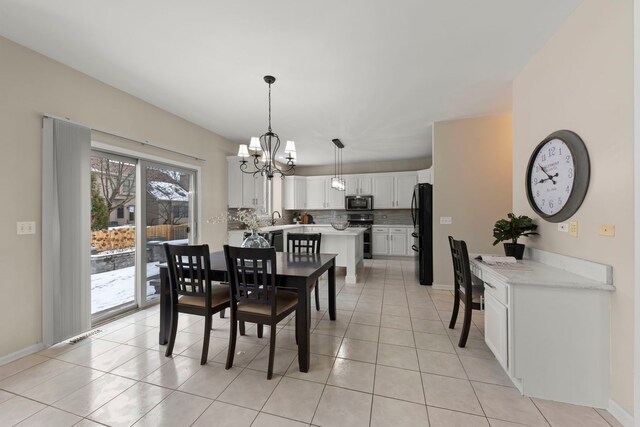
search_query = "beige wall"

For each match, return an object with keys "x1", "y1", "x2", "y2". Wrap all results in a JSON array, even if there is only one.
[
  {"x1": 432, "y1": 115, "x2": 513, "y2": 287},
  {"x1": 0, "y1": 36, "x2": 236, "y2": 358},
  {"x1": 512, "y1": 0, "x2": 633, "y2": 413},
  {"x1": 295, "y1": 157, "x2": 431, "y2": 176}
]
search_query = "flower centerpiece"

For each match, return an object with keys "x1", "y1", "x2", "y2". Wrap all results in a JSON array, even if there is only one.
[{"x1": 208, "y1": 209, "x2": 270, "y2": 248}]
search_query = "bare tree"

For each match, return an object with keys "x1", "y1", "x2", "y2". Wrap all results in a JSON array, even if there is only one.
[{"x1": 90, "y1": 157, "x2": 136, "y2": 215}]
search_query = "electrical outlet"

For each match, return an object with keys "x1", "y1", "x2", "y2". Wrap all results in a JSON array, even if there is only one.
[
  {"x1": 558, "y1": 223, "x2": 568, "y2": 232},
  {"x1": 440, "y1": 217, "x2": 452, "y2": 225},
  {"x1": 17, "y1": 221, "x2": 36, "y2": 235},
  {"x1": 569, "y1": 221, "x2": 578, "y2": 237},
  {"x1": 599, "y1": 224, "x2": 615, "y2": 237}
]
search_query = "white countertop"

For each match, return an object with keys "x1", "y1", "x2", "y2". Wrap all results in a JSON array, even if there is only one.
[
  {"x1": 230, "y1": 224, "x2": 367, "y2": 236},
  {"x1": 470, "y1": 257, "x2": 615, "y2": 291}
]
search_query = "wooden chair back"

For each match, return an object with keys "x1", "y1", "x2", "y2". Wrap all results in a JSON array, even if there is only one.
[
  {"x1": 287, "y1": 233, "x2": 321, "y2": 254},
  {"x1": 163, "y1": 243, "x2": 212, "y2": 301},
  {"x1": 223, "y1": 245, "x2": 278, "y2": 313},
  {"x1": 448, "y1": 236, "x2": 473, "y2": 304}
]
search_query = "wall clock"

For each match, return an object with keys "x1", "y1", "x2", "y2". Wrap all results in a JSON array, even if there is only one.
[{"x1": 526, "y1": 130, "x2": 590, "y2": 223}]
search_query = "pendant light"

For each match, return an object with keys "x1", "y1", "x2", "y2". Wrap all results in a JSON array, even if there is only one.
[{"x1": 331, "y1": 138, "x2": 345, "y2": 191}]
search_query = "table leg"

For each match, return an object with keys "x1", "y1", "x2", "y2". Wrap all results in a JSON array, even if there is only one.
[
  {"x1": 159, "y1": 267, "x2": 170, "y2": 345},
  {"x1": 296, "y1": 279, "x2": 311, "y2": 372},
  {"x1": 328, "y1": 260, "x2": 336, "y2": 321}
]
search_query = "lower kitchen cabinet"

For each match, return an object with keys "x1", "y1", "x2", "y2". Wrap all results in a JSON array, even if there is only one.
[
  {"x1": 373, "y1": 226, "x2": 411, "y2": 256},
  {"x1": 372, "y1": 228, "x2": 389, "y2": 255}
]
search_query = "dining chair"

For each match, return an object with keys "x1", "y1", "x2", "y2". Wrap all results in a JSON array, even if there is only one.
[
  {"x1": 163, "y1": 243, "x2": 231, "y2": 365},
  {"x1": 223, "y1": 245, "x2": 299, "y2": 379},
  {"x1": 287, "y1": 233, "x2": 322, "y2": 311},
  {"x1": 448, "y1": 236, "x2": 484, "y2": 348}
]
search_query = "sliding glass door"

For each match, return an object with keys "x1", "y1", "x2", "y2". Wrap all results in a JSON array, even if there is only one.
[
  {"x1": 90, "y1": 150, "x2": 197, "y2": 322},
  {"x1": 90, "y1": 152, "x2": 138, "y2": 321},
  {"x1": 141, "y1": 162, "x2": 196, "y2": 306}
]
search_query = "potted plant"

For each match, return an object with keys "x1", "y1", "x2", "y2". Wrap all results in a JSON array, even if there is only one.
[{"x1": 492, "y1": 213, "x2": 539, "y2": 259}]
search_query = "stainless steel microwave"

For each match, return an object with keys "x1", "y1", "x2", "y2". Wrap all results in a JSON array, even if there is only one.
[{"x1": 345, "y1": 195, "x2": 373, "y2": 211}]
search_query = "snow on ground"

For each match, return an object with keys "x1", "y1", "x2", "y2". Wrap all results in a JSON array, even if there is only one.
[{"x1": 91, "y1": 262, "x2": 160, "y2": 314}]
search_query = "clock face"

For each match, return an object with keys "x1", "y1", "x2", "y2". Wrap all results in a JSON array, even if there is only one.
[
  {"x1": 529, "y1": 138, "x2": 574, "y2": 216},
  {"x1": 525, "y1": 130, "x2": 590, "y2": 223}
]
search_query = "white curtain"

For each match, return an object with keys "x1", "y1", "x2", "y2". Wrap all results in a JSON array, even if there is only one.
[{"x1": 42, "y1": 117, "x2": 91, "y2": 345}]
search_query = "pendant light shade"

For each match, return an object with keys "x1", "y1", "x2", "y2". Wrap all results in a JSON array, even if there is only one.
[
  {"x1": 331, "y1": 138, "x2": 345, "y2": 192},
  {"x1": 237, "y1": 144, "x2": 250, "y2": 158}
]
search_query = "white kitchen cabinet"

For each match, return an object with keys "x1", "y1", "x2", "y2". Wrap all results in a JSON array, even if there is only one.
[
  {"x1": 372, "y1": 228, "x2": 389, "y2": 255},
  {"x1": 395, "y1": 172, "x2": 418, "y2": 208},
  {"x1": 227, "y1": 156, "x2": 266, "y2": 211},
  {"x1": 227, "y1": 157, "x2": 243, "y2": 208},
  {"x1": 372, "y1": 172, "x2": 417, "y2": 209},
  {"x1": 372, "y1": 226, "x2": 411, "y2": 256},
  {"x1": 284, "y1": 176, "x2": 307, "y2": 210},
  {"x1": 389, "y1": 228, "x2": 408, "y2": 255},
  {"x1": 417, "y1": 168, "x2": 432, "y2": 184},
  {"x1": 345, "y1": 175, "x2": 373, "y2": 196},
  {"x1": 484, "y1": 291, "x2": 508, "y2": 371},
  {"x1": 305, "y1": 177, "x2": 326, "y2": 209},
  {"x1": 372, "y1": 175, "x2": 395, "y2": 208},
  {"x1": 326, "y1": 183, "x2": 345, "y2": 209},
  {"x1": 304, "y1": 176, "x2": 346, "y2": 209}
]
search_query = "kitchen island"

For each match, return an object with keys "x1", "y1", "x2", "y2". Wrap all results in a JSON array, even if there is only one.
[{"x1": 229, "y1": 224, "x2": 365, "y2": 283}]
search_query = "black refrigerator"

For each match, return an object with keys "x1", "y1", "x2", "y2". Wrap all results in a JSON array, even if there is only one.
[{"x1": 411, "y1": 183, "x2": 433, "y2": 285}]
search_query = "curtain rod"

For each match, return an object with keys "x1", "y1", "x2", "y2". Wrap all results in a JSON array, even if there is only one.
[{"x1": 43, "y1": 113, "x2": 207, "y2": 162}]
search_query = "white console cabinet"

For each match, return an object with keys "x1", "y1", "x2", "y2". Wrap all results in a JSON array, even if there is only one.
[{"x1": 470, "y1": 249, "x2": 614, "y2": 408}]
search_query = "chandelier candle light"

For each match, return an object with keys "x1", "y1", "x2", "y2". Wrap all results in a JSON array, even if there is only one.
[
  {"x1": 237, "y1": 75, "x2": 296, "y2": 179},
  {"x1": 331, "y1": 138, "x2": 345, "y2": 191}
]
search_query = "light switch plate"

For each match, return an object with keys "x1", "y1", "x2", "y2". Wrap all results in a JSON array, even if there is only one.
[
  {"x1": 599, "y1": 224, "x2": 615, "y2": 236},
  {"x1": 17, "y1": 221, "x2": 36, "y2": 235},
  {"x1": 569, "y1": 221, "x2": 578, "y2": 237},
  {"x1": 558, "y1": 223, "x2": 568, "y2": 232},
  {"x1": 440, "y1": 217, "x2": 452, "y2": 225}
]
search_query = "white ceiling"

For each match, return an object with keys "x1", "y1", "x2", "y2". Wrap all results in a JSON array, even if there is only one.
[{"x1": 0, "y1": 0, "x2": 581, "y2": 166}]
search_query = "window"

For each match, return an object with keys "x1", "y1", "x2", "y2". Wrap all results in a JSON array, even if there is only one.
[
  {"x1": 128, "y1": 206, "x2": 135, "y2": 221},
  {"x1": 117, "y1": 207, "x2": 124, "y2": 219}
]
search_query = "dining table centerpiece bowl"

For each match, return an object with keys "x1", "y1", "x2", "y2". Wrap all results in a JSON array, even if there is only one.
[{"x1": 492, "y1": 213, "x2": 538, "y2": 259}]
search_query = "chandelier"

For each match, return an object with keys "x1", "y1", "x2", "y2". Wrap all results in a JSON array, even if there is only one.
[
  {"x1": 237, "y1": 75, "x2": 296, "y2": 179},
  {"x1": 331, "y1": 138, "x2": 345, "y2": 191}
]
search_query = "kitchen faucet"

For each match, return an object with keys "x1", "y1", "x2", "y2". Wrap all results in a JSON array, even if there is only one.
[{"x1": 271, "y1": 210, "x2": 281, "y2": 226}]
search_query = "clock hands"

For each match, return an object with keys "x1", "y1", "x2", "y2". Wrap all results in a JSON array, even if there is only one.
[{"x1": 538, "y1": 164, "x2": 558, "y2": 185}]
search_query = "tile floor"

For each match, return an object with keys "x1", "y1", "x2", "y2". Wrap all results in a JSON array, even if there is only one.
[{"x1": 0, "y1": 258, "x2": 623, "y2": 426}]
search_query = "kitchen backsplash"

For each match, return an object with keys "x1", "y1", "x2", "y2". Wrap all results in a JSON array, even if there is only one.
[{"x1": 283, "y1": 209, "x2": 412, "y2": 225}]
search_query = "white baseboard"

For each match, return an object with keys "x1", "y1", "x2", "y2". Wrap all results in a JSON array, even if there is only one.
[
  {"x1": 608, "y1": 399, "x2": 633, "y2": 427},
  {"x1": 432, "y1": 283, "x2": 453, "y2": 291},
  {"x1": 0, "y1": 343, "x2": 46, "y2": 366}
]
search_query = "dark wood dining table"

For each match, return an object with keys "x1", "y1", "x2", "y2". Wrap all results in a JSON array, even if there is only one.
[{"x1": 158, "y1": 251, "x2": 338, "y2": 372}]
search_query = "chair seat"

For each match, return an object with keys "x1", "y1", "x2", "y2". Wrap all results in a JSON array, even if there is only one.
[
  {"x1": 178, "y1": 284, "x2": 230, "y2": 309},
  {"x1": 237, "y1": 290, "x2": 298, "y2": 316}
]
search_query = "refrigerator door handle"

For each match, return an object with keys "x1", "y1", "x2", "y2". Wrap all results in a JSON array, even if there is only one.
[
  {"x1": 411, "y1": 191, "x2": 417, "y2": 226},
  {"x1": 411, "y1": 245, "x2": 419, "y2": 252}
]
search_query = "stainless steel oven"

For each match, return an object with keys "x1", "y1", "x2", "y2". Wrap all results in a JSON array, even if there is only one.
[{"x1": 345, "y1": 195, "x2": 373, "y2": 211}]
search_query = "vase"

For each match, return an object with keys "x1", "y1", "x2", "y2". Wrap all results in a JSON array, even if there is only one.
[
  {"x1": 241, "y1": 230, "x2": 270, "y2": 248},
  {"x1": 503, "y1": 243, "x2": 525, "y2": 260}
]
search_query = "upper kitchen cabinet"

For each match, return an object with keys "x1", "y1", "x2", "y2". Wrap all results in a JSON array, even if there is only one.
[
  {"x1": 284, "y1": 176, "x2": 307, "y2": 210},
  {"x1": 305, "y1": 177, "x2": 326, "y2": 209},
  {"x1": 227, "y1": 156, "x2": 266, "y2": 212},
  {"x1": 372, "y1": 172, "x2": 418, "y2": 209},
  {"x1": 372, "y1": 174, "x2": 395, "y2": 208},
  {"x1": 306, "y1": 176, "x2": 345, "y2": 209},
  {"x1": 395, "y1": 173, "x2": 418, "y2": 208},
  {"x1": 345, "y1": 175, "x2": 372, "y2": 196}
]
